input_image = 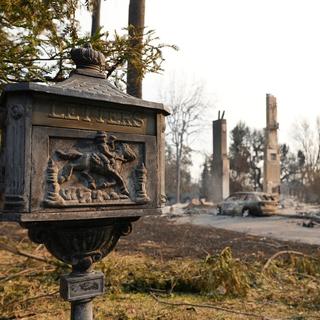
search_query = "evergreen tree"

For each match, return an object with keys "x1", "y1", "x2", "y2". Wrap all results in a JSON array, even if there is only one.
[
  {"x1": 229, "y1": 122, "x2": 264, "y2": 192},
  {"x1": 199, "y1": 156, "x2": 212, "y2": 200},
  {"x1": 248, "y1": 129, "x2": 264, "y2": 191},
  {"x1": 0, "y1": 0, "x2": 79, "y2": 83},
  {"x1": 0, "y1": 0, "x2": 177, "y2": 87},
  {"x1": 229, "y1": 122, "x2": 251, "y2": 192}
]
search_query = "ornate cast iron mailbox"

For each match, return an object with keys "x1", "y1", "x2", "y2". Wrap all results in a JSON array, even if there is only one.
[{"x1": 0, "y1": 44, "x2": 169, "y2": 319}]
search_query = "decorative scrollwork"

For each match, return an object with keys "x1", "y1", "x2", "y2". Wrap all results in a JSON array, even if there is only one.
[
  {"x1": 27, "y1": 219, "x2": 135, "y2": 272},
  {"x1": 9, "y1": 104, "x2": 24, "y2": 120},
  {"x1": 135, "y1": 163, "x2": 150, "y2": 203}
]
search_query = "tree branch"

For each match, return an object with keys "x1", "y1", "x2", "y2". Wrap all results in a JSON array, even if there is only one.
[
  {"x1": 0, "y1": 243, "x2": 55, "y2": 265},
  {"x1": 150, "y1": 292, "x2": 277, "y2": 320},
  {"x1": 262, "y1": 250, "x2": 319, "y2": 273},
  {"x1": 4, "y1": 290, "x2": 59, "y2": 308}
]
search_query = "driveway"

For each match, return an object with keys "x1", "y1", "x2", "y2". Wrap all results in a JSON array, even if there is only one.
[{"x1": 176, "y1": 214, "x2": 320, "y2": 245}]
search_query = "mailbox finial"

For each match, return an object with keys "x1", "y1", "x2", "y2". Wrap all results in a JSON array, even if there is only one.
[{"x1": 71, "y1": 43, "x2": 106, "y2": 77}]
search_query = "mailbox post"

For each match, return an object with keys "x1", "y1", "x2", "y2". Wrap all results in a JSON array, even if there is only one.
[{"x1": 0, "y1": 44, "x2": 169, "y2": 319}]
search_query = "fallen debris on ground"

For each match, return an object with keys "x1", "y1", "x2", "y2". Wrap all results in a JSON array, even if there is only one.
[{"x1": 1, "y1": 217, "x2": 320, "y2": 319}]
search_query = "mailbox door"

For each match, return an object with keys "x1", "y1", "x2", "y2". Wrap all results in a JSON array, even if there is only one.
[{"x1": 29, "y1": 126, "x2": 158, "y2": 221}]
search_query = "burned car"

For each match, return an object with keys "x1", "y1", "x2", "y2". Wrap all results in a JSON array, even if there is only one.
[{"x1": 217, "y1": 192, "x2": 278, "y2": 216}]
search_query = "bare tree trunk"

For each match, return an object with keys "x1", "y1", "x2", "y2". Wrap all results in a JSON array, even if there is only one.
[
  {"x1": 176, "y1": 145, "x2": 181, "y2": 203},
  {"x1": 164, "y1": 81, "x2": 206, "y2": 204},
  {"x1": 127, "y1": 0, "x2": 145, "y2": 98},
  {"x1": 91, "y1": 0, "x2": 101, "y2": 36}
]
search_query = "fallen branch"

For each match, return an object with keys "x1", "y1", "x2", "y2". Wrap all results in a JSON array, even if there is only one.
[
  {"x1": 4, "y1": 290, "x2": 59, "y2": 308},
  {"x1": 3, "y1": 310, "x2": 56, "y2": 319},
  {"x1": 262, "y1": 250, "x2": 319, "y2": 272},
  {"x1": 150, "y1": 292, "x2": 278, "y2": 320},
  {"x1": 0, "y1": 243, "x2": 54, "y2": 265},
  {"x1": 10, "y1": 313, "x2": 37, "y2": 319},
  {"x1": 0, "y1": 268, "x2": 38, "y2": 283},
  {"x1": 0, "y1": 315, "x2": 17, "y2": 320},
  {"x1": 0, "y1": 267, "x2": 56, "y2": 283},
  {"x1": 292, "y1": 272, "x2": 320, "y2": 282}
]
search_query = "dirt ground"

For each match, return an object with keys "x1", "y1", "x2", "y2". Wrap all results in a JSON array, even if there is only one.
[
  {"x1": 1, "y1": 216, "x2": 320, "y2": 320},
  {"x1": 1, "y1": 215, "x2": 319, "y2": 263},
  {"x1": 178, "y1": 214, "x2": 320, "y2": 245},
  {"x1": 115, "y1": 215, "x2": 320, "y2": 261}
]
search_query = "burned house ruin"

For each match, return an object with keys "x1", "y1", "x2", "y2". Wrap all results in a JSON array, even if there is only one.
[
  {"x1": 263, "y1": 94, "x2": 280, "y2": 195},
  {"x1": 212, "y1": 111, "x2": 230, "y2": 203}
]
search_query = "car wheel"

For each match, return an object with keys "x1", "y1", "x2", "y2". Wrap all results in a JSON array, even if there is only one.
[
  {"x1": 242, "y1": 208, "x2": 250, "y2": 217},
  {"x1": 217, "y1": 206, "x2": 223, "y2": 215}
]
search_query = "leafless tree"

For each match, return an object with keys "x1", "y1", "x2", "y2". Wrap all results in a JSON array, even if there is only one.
[
  {"x1": 162, "y1": 81, "x2": 208, "y2": 203},
  {"x1": 292, "y1": 118, "x2": 320, "y2": 185}
]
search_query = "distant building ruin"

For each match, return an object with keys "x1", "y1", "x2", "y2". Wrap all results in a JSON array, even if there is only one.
[
  {"x1": 212, "y1": 111, "x2": 230, "y2": 203},
  {"x1": 263, "y1": 94, "x2": 280, "y2": 195}
]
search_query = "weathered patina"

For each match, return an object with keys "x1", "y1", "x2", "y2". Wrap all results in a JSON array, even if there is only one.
[
  {"x1": 0, "y1": 43, "x2": 169, "y2": 320},
  {"x1": 0, "y1": 43, "x2": 168, "y2": 222}
]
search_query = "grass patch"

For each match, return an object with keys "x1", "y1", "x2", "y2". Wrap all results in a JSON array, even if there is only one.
[
  {"x1": 1, "y1": 234, "x2": 320, "y2": 319},
  {"x1": 98, "y1": 247, "x2": 250, "y2": 297}
]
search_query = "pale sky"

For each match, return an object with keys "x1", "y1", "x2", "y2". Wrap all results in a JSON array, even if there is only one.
[{"x1": 78, "y1": 0, "x2": 320, "y2": 180}]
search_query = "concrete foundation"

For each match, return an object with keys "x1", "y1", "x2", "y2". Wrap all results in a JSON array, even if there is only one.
[
  {"x1": 212, "y1": 112, "x2": 229, "y2": 203},
  {"x1": 263, "y1": 94, "x2": 280, "y2": 195}
]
